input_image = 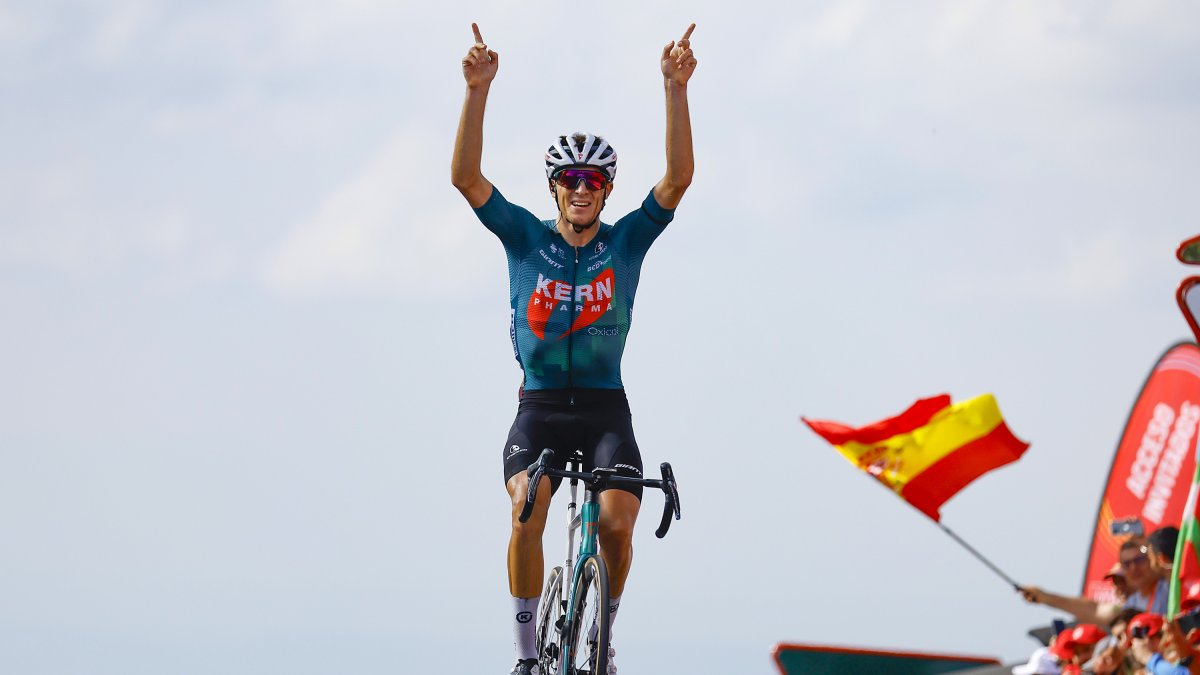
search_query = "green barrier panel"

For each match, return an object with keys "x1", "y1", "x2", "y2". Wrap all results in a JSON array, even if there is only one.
[{"x1": 773, "y1": 644, "x2": 1000, "y2": 675}]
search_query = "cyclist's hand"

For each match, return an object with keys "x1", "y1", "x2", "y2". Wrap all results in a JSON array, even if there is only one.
[
  {"x1": 461, "y1": 23, "x2": 498, "y2": 88},
  {"x1": 661, "y1": 23, "x2": 697, "y2": 86}
]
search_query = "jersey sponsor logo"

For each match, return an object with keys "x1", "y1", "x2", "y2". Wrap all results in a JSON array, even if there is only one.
[
  {"x1": 538, "y1": 249, "x2": 565, "y2": 269},
  {"x1": 595, "y1": 242, "x2": 607, "y2": 255},
  {"x1": 508, "y1": 444, "x2": 527, "y2": 458},
  {"x1": 587, "y1": 256, "x2": 611, "y2": 273},
  {"x1": 527, "y1": 269, "x2": 615, "y2": 340},
  {"x1": 587, "y1": 327, "x2": 618, "y2": 337},
  {"x1": 615, "y1": 463, "x2": 641, "y2": 476},
  {"x1": 509, "y1": 309, "x2": 520, "y2": 361},
  {"x1": 516, "y1": 611, "x2": 533, "y2": 623},
  {"x1": 549, "y1": 243, "x2": 566, "y2": 258}
]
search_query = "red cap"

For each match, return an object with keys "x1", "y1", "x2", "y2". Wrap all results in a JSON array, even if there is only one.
[
  {"x1": 1049, "y1": 624, "x2": 1107, "y2": 661},
  {"x1": 1181, "y1": 578, "x2": 1200, "y2": 612},
  {"x1": 1129, "y1": 613, "x2": 1165, "y2": 638}
]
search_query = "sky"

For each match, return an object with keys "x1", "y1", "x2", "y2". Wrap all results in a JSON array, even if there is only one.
[{"x1": 2, "y1": 1, "x2": 1200, "y2": 673}]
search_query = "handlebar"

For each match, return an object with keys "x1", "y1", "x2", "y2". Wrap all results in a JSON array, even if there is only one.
[
  {"x1": 519, "y1": 448, "x2": 553, "y2": 524},
  {"x1": 517, "y1": 448, "x2": 682, "y2": 538}
]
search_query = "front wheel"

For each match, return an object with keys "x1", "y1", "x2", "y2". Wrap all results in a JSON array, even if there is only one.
[
  {"x1": 536, "y1": 566, "x2": 565, "y2": 675},
  {"x1": 562, "y1": 555, "x2": 610, "y2": 675}
]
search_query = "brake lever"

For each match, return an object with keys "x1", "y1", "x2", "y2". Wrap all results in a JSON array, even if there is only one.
[
  {"x1": 519, "y1": 448, "x2": 555, "y2": 523},
  {"x1": 655, "y1": 462, "x2": 681, "y2": 538}
]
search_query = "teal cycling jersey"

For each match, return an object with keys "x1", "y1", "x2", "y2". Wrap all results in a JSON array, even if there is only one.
[{"x1": 474, "y1": 187, "x2": 674, "y2": 390}]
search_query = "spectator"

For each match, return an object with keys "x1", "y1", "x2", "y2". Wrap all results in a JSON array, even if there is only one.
[
  {"x1": 1105, "y1": 563, "x2": 1131, "y2": 604},
  {"x1": 1049, "y1": 624, "x2": 1106, "y2": 672},
  {"x1": 1170, "y1": 577, "x2": 1200, "y2": 654},
  {"x1": 1129, "y1": 613, "x2": 1167, "y2": 671},
  {"x1": 1180, "y1": 579, "x2": 1200, "y2": 613},
  {"x1": 1146, "y1": 615, "x2": 1200, "y2": 675},
  {"x1": 1012, "y1": 646, "x2": 1060, "y2": 675},
  {"x1": 1088, "y1": 608, "x2": 1141, "y2": 675},
  {"x1": 1149, "y1": 527, "x2": 1181, "y2": 577},
  {"x1": 1020, "y1": 540, "x2": 1169, "y2": 623}
]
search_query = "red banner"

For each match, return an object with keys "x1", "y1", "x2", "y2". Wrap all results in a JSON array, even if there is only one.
[{"x1": 1083, "y1": 342, "x2": 1200, "y2": 602}]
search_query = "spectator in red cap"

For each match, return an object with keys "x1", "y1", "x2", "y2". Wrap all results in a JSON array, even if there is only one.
[
  {"x1": 1089, "y1": 608, "x2": 1141, "y2": 675},
  {"x1": 1174, "y1": 577, "x2": 1200, "y2": 648},
  {"x1": 1050, "y1": 624, "x2": 1107, "y2": 669},
  {"x1": 1129, "y1": 613, "x2": 1166, "y2": 671},
  {"x1": 1153, "y1": 615, "x2": 1200, "y2": 674},
  {"x1": 1180, "y1": 578, "x2": 1200, "y2": 614}
]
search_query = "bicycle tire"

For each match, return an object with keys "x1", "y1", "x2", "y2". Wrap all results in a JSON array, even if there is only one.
[
  {"x1": 562, "y1": 555, "x2": 610, "y2": 675},
  {"x1": 536, "y1": 566, "x2": 565, "y2": 674}
]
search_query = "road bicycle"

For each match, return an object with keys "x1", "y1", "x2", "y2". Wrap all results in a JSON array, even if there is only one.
[{"x1": 518, "y1": 448, "x2": 680, "y2": 675}]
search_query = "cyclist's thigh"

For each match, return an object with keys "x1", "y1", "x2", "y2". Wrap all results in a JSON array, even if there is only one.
[
  {"x1": 589, "y1": 413, "x2": 644, "y2": 501},
  {"x1": 502, "y1": 406, "x2": 571, "y2": 494}
]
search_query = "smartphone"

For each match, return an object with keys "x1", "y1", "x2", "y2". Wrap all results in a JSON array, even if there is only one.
[
  {"x1": 1178, "y1": 607, "x2": 1200, "y2": 636},
  {"x1": 1111, "y1": 517, "x2": 1144, "y2": 537}
]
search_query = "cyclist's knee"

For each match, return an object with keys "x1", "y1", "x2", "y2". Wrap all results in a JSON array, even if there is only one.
[
  {"x1": 598, "y1": 494, "x2": 638, "y2": 547},
  {"x1": 598, "y1": 517, "x2": 634, "y2": 549},
  {"x1": 507, "y1": 473, "x2": 551, "y2": 530}
]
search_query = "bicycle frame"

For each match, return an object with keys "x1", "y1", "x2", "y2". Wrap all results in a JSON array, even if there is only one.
[
  {"x1": 519, "y1": 448, "x2": 680, "y2": 674},
  {"x1": 554, "y1": 453, "x2": 602, "y2": 674}
]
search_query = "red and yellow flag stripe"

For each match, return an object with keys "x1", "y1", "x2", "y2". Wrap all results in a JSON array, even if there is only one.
[{"x1": 803, "y1": 394, "x2": 1029, "y2": 521}]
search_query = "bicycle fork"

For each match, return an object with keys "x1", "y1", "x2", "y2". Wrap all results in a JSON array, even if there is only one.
[{"x1": 559, "y1": 487, "x2": 602, "y2": 672}]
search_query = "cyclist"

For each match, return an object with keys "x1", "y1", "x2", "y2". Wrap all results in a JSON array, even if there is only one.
[{"x1": 451, "y1": 21, "x2": 697, "y2": 675}]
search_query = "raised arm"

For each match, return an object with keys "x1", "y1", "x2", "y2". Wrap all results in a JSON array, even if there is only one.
[
  {"x1": 653, "y1": 23, "x2": 698, "y2": 211},
  {"x1": 451, "y1": 23, "x2": 498, "y2": 208}
]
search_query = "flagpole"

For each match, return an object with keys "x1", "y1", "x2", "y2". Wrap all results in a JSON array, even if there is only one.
[{"x1": 937, "y1": 522, "x2": 1020, "y2": 590}]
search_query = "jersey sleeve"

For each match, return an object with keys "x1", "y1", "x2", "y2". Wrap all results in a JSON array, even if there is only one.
[
  {"x1": 473, "y1": 186, "x2": 541, "y2": 256},
  {"x1": 612, "y1": 188, "x2": 676, "y2": 256}
]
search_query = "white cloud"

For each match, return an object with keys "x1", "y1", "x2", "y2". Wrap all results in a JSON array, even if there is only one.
[
  {"x1": 262, "y1": 124, "x2": 495, "y2": 297},
  {"x1": 87, "y1": 0, "x2": 160, "y2": 64},
  {"x1": 0, "y1": 5, "x2": 43, "y2": 45},
  {"x1": 810, "y1": 0, "x2": 867, "y2": 47}
]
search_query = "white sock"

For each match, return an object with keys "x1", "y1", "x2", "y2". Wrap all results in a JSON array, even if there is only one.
[
  {"x1": 608, "y1": 595, "x2": 621, "y2": 635},
  {"x1": 590, "y1": 594, "x2": 621, "y2": 643},
  {"x1": 513, "y1": 596, "x2": 538, "y2": 661}
]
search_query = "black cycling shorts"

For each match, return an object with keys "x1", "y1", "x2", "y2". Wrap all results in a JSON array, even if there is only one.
[{"x1": 502, "y1": 388, "x2": 644, "y2": 500}]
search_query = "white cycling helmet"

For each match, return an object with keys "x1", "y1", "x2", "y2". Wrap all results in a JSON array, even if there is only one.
[{"x1": 544, "y1": 132, "x2": 617, "y2": 182}]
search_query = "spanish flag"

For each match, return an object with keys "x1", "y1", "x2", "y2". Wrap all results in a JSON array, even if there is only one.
[{"x1": 802, "y1": 394, "x2": 1029, "y2": 521}]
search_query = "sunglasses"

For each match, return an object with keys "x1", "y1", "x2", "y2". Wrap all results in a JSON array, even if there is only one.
[
  {"x1": 1120, "y1": 553, "x2": 1149, "y2": 569},
  {"x1": 554, "y1": 169, "x2": 608, "y2": 191}
]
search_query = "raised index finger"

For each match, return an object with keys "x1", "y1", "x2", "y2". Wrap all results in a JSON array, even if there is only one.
[
  {"x1": 472, "y1": 22, "x2": 484, "y2": 44},
  {"x1": 680, "y1": 23, "x2": 695, "y2": 41}
]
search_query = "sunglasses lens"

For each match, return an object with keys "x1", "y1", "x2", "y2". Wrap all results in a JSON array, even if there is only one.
[{"x1": 556, "y1": 170, "x2": 605, "y2": 191}]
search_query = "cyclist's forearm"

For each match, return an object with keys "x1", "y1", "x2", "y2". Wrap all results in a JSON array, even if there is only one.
[
  {"x1": 654, "y1": 80, "x2": 692, "y2": 209},
  {"x1": 451, "y1": 84, "x2": 493, "y2": 205}
]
